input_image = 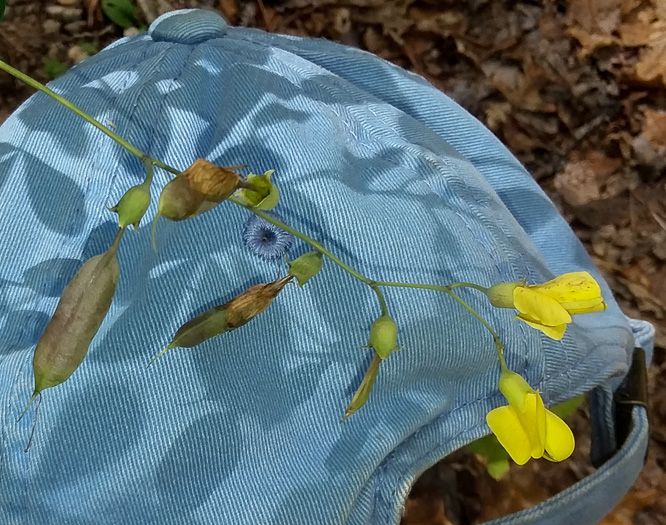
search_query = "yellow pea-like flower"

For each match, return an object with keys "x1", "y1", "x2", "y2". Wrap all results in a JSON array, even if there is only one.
[
  {"x1": 486, "y1": 370, "x2": 575, "y2": 465},
  {"x1": 487, "y1": 271, "x2": 607, "y2": 340}
]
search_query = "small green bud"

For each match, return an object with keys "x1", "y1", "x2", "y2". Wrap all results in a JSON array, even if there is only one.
[
  {"x1": 486, "y1": 282, "x2": 520, "y2": 308},
  {"x1": 235, "y1": 170, "x2": 279, "y2": 210},
  {"x1": 286, "y1": 251, "x2": 323, "y2": 287},
  {"x1": 366, "y1": 315, "x2": 399, "y2": 359},
  {"x1": 108, "y1": 183, "x2": 151, "y2": 230}
]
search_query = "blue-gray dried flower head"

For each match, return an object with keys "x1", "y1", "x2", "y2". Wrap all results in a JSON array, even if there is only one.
[{"x1": 242, "y1": 212, "x2": 293, "y2": 260}]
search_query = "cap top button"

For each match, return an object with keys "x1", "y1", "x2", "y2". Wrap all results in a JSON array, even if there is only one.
[{"x1": 149, "y1": 9, "x2": 228, "y2": 44}]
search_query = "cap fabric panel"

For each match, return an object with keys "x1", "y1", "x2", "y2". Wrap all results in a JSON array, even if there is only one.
[{"x1": 0, "y1": 10, "x2": 638, "y2": 525}]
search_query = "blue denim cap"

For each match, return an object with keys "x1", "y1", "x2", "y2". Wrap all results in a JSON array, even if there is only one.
[{"x1": 0, "y1": 9, "x2": 653, "y2": 525}]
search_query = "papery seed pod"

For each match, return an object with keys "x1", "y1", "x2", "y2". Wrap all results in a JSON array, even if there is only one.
[
  {"x1": 235, "y1": 170, "x2": 279, "y2": 210},
  {"x1": 342, "y1": 353, "x2": 382, "y2": 422},
  {"x1": 225, "y1": 275, "x2": 292, "y2": 330},
  {"x1": 182, "y1": 158, "x2": 245, "y2": 202},
  {"x1": 286, "y1": 251, "x2": 323, "y2": 287},
  {"x1": 151, "y1": 175, "x2": 218, "y2": 249},
  {"x1": 366, "y1": 315, "x2": 399, "y2": 359},
  {"x1": 19, "y1": 229, "x2": 124, "y2": 421},
  {"x1": 155, "y1": 175, "x2": 208, "y2": 222},
  {"x1": 108, "y1": 181, "x2": 151, "y2": 230},
  {"x1": 149, "y1": 275, "x2": 293, "y2": 365}
]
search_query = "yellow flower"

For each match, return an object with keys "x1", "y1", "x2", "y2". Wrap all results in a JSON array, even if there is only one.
[
  {"x1": 486, "y1": 369, "x2": 575, "y2": 465},
  {"x1": 487, "y1": 271, "x2": 607, "y2": 340}
]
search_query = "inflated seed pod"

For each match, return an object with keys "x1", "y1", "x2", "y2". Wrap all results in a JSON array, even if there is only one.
[
  {"x1": 182, "y1": 158, "x2": 245, "y2": 202},
  {"x1": 19, "y1": 228, "x2": 124, "y2": 421},
  {"x1": 149, "y1": 275, "x2": 293, "y2": 365},
  {"x1": 155, "y1": 175, "x2": 208, "y2": 222},
  {"x1": 150, "y1": 175, "x2": 216, "y2": 249}
]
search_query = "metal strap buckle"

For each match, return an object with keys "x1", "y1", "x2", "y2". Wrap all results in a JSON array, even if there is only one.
[{"x1": 614, "y1": 347, "x2": 649, "y2": 462}]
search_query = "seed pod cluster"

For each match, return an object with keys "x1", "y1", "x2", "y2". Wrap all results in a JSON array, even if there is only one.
[
  {"x1": 20, "y1": 228, "x2": 124, "y2": 421},
  {"x1": 149, "y1": 275, "x2": 293, "y2": 365}
]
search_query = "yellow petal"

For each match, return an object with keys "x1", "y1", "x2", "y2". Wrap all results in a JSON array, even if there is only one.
[
  {"x1": 536, "y1": 272, "x2": 602, "y2": 304},
  {"x1": 514, "y1": 287, "x2": 572, "y2": 326},
  {"x1": 486, "y1": 406, "x2": 532, "y2": 465},
  {"x1": 565, "y1": 300, "x2": 607, "y2": 315},
  {"x1": 516, "y1": 316, "x2": 567, "y2": 340},
  {"x1": 515, "y1": 392, "x2": 546, "y2": 459},
  {"x1": 543, "y1": 409, "x2": 575, "y2": 461}
]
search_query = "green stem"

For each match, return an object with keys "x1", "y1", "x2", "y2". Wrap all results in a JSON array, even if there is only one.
[
  {"x1": 449, "y1": 282, "x2": 489, "y2": 293},
  {"x1": 0, "y1": 58, "x2": 505, "y2": 350},
  {"x1": 228, "y1": 199, "x2": 393, "y2": 314},
  {"x1": 371, "y1": 285, "x2": 388, "y2": 316},
  {"x1": 0, "y1": 59, "x2": 179, "y2": 176},
  {"x1": 229, "y1": 197, "x2": 370, "y2": 284},
  {"x1": 374, "y1": 280, "x2": 505, "y2": 366}
]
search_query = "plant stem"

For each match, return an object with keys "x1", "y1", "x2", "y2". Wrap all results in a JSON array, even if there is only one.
[
  {"x1": 0, "y1": 60, "x2": 179, "y2": 176},
  {"x1": 374, "y1": 280, "x2": 505, "y2": 364},
  {"x1": 1, "y1": 58, "x2": 504, "y2": 349}
]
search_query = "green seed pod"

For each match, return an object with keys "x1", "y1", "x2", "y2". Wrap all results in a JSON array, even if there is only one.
[
  {"x1": 366, "y1": 315, "x2": 399, "y2": 359},
  {"x1": 108, "y1": 182, "x2": 151, "y2": 230},
  {"x1": 286, "y1": 251, "x2": 323, "y2": 287},
  {"x1": 150, "y1": 175, "x2": 219, "y2": 250},
  {"x1": 235, "y1": 170, "x2": 279, "y2": 210},
  {"x1": 155, "y1": 175, "x2": 207, "y2": 222},
  {"x1": 19, "y1": 229, "x2": 123, "y2": 421},
  {"x1": 342, "y1": 353, "x2": 381, "y2": 422},
  {"x1": 149, "y1": 275, "x2": 293, "y2": 365}
]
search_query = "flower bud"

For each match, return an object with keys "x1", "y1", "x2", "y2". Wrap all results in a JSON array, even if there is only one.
[
  {"x1": 108, "y1": 182, "x2": 151, "y2": 230},
  {"x1": 366, "y1": 315, "x2": 399, "y2": 359},
  {"x1": 498, "y1": 368, "x2": 533, "y2": 411},
  {"x1": 235, "y1": 170, "x2": 279, "y2": 210},
  {"x1": 182, "y1": 158, "x2": 244, "y2": 202},
  {"x1": 286, "y1": 251, "x2": 323, "y2": 287}
]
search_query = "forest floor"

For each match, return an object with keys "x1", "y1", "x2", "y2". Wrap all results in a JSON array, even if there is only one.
[{"x1": 0, "y1": 1, "x2": 664, "y2": 524}]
